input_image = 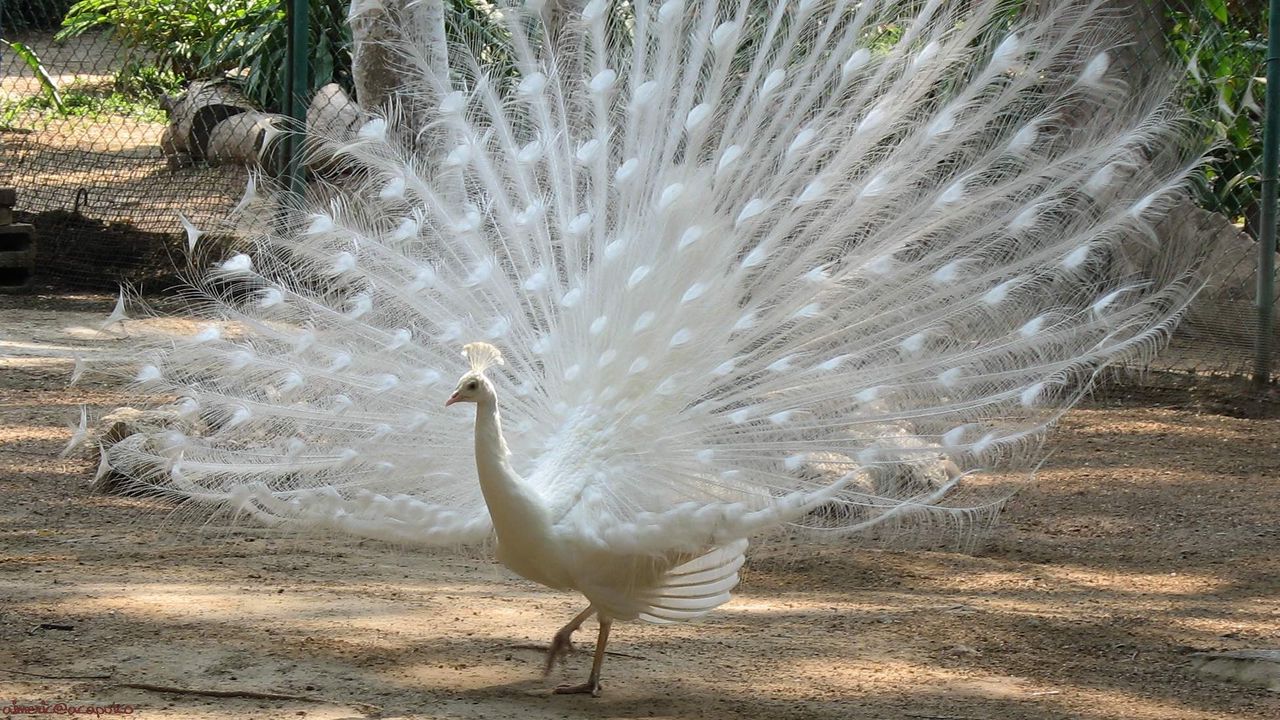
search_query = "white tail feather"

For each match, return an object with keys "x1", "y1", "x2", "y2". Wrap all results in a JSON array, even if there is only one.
[{"x1": 96, "y1": 0, "x2": 1206, "y2": 557}]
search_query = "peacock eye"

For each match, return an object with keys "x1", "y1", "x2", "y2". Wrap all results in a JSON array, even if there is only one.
[{"x1": 467, "y1": 381, "x2": 478, "y2": 390}]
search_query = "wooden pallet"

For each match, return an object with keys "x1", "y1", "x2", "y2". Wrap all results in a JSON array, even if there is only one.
[{"x1": 0, "y1": 187, "x2": 34, "y2": 292}]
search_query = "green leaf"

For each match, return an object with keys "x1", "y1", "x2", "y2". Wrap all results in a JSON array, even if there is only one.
[
  {"x1": 2, "y1": 40, "x2": 64, "y2": 112},
  {"x1": 1205, "y1": 0, "x2": 1228, "y2": 24}
]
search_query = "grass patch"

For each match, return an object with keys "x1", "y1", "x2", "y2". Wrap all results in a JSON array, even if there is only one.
[
  {"x1": 1, "y1": 63, "x2": 180, "y2": 126},
  {"x1": 2, "y1": 88, "x2": 165, "y2": 124}
]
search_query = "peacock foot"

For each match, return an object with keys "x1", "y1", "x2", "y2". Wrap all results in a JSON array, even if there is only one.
[
  {"x1": 543, "y1": 628, "x2": 577, "y2": 675},
  {"x1": 552, "y1": 679, "x2": 601, "y2": 697}
]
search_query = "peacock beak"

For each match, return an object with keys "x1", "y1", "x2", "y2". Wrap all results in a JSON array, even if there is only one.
[{"x1": 445, "y1": 391, "x2": 462, "y2": 407}]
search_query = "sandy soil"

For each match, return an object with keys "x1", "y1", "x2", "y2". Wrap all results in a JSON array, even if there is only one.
[{"x1": 1, "y1": 292, "x2": 1278, "y2": 720}]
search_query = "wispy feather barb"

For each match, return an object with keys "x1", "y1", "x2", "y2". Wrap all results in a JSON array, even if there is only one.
[{"x1": 88, "y1": 0, "x2": 1207, "y2": 554}]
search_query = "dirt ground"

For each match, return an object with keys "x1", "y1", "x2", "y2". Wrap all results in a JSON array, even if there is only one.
[{"x1": 1, "y1": 292, "x2": 1278, "y2": 720}]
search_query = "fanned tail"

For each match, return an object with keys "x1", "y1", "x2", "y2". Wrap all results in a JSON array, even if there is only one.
[{"x1": 92, "y1": 0, "x2": 1207, "y2": 555}]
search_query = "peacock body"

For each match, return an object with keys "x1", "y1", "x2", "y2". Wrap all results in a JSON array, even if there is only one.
[{"x1": 97, "y1": 0, "x2": 1206, "y2": 695}]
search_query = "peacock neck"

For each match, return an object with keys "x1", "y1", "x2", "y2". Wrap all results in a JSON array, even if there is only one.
[
  {"x1": 471, "y1": 394, "x2": 564, "y2": 588},
  {"x1": 473, "y1": 397, "x2": 511, "y2": 475},
  {"x1": 473, "y1": 397, "x2": 547, "y2": 532}
]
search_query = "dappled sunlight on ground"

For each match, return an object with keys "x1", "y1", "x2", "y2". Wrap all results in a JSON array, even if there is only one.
[{"x1": 2, "y1": 295, "x2": 1277, "y2": 719}]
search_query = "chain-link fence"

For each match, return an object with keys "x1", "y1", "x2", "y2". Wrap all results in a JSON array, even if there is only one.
[{"x1": 0, "y1": 0, "x2": 1275, "y2": 384}]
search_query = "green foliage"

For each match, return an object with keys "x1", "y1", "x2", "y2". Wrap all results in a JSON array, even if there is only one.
[
  {"x1": 114, "y1": 62, "x2": 184, "y2": 100},
  {"x1": 57, "y1": 0, "x2": 230, "y2": 79},
  {"x1": 1168, "y1": 4, "x2": 1266, "y2": 230},
  {"x1": 1, "y1": 39, "x2": 63, "y2": 112},
  {"x1": 57, "y1": 0, "x2": 352, "y2": 110},
  {"x1": 2, "y1": 85, "x2": 168, "y2": 125},
  {"x1": 0, "y1": 0, "x2": 77, "y2": 31},
  {"x1": 195, "y1": 0, "x2": 351, "y2": 110}
]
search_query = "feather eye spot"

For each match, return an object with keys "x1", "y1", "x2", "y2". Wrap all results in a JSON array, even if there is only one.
[
  {"x1": 632, "y1": 81, "x2": 658, "y2": 108},
  {"x1": 931, "y1": 261, "x2": 962, "y2": 284},
  {"x1": 580, "y1": 0, "x2": 605, "y2": 21},
  {"x1": 518, "y1": 72, "x2": 547, "y2": 97},
  {"x1": 1062, "y1": 244, "x2": 1092, "y2": 269},
  {"x1": 439, "y1": 90, "x2": 466, "y2": 114},
  {"x1": 135, "y1": 364, "x2": 162, "y2": 383},
  {"x1": 842, "y1": 48, "x2": 872, "y2": 79},
  {"x1": 767, "y1": 356, "x2": 794, "y2": 373},
  {"x1": 568, "y1": 213, "x2": 592, "y2": 235},
  {"x1": 357, "y1": 117, "x2": 386, "y2": 141},
  {"x1": 633, "y1": 312, "x2": 656, "y2": 332},
  {"x1": 257, "y1": 288, "x2": 284, "y2": 308},
  {"x1": 859, "y1": 172, "x2": 888, "y2": 198},
  {"x1": 219, "y1": 253, "x2": 253, "y2": 275},
  {"x1": 523, "y1": 270, "x2": 548, "y2": 292},
  {"x1": 685, "y1": 103, "x2": 712, "y2": 130},
  {"x1": 589, "y1": 68, "x2": 617, "y2": 94},
  {"x1": 796, "y1": 180, "x2": 825, "y2": 205},
  {"x1": 518, "y1": 139, "x2": 543, "y2": 164},
  {"x1": 680, "y1": 283, "x2": 707, "y2": 304},
  {"x1": 560, "y1": 287, "x2": 583, "y2": 307},
  {"x1": 735, "y1": 198, "x2": 767, "y2": 227},
  {"x1": 915, "y1": 41, "x2": 941, "y2": 70},
  {"x1": 576, "y1": 138, "x2": 602, "y2": 164},
  {"x1": 658, "y1": 0, "x2": 684, "y2": 23},
  {"x1": 628, "y1": 266, "x2": 652, "y2": 288},
  {"x1": 1021, "y1": 382, "x2": 1047, "y2": 408},
  {"x1": 900, "y1": 332, "x2": 927, "y2": 354},
  {"x1": 717, "y1": 145, "x2": 743, "y2": 175},
  {"x1": 742, "y1": 246, "x2": 768, "y2": 268},
  {"x1": 677, "y1": 225, "x2": 704, "y2": 251},
  {"x1": 711, "y1": 21, "x2": 739, "y2": 50},
  {"x1": 1081, "y1": 52, "x2": 1110, "y2": 85},
  {"x1": 614, "y1": 157, "x2": 640, "y2": 183},
  {"x1": 817, "y1": 355, "x2": 847, "y2": 372},
  {"x1": 1020, "y1": 316, "x2": 1048, "y2": 338},
  {"x1": 658, "y1": 184, "x2": 684, "y2": 211},
  {"x1": 855, "y1": 386, "x2": 882, "y2": 403},
  {"x1": 759, "y1": 69, "x2": 785, "y2": 98}
]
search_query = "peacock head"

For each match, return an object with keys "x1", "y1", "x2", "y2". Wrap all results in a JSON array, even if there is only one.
[{"x1": 445, "y1": 342, "x2": 504, "y2": 407}]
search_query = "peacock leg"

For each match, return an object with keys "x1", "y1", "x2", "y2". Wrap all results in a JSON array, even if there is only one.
[
  {"x1": 544, "y1": 605, "x2": 595, "y2": 676},
  {"x1": 553, "y1": 616, "x2": 612, "y2": 697}
]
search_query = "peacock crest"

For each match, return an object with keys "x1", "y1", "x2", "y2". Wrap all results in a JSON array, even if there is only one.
[{"x1": 463, "y1": 342, "x2": 504, "y2": 374}]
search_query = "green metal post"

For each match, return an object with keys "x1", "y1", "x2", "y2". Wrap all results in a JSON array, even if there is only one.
[
  {"x1": 1259, "y1": 2, "x2": 1280, "y2": 384},
  {"x1": 1257, "y1": 1, "x2": 1280, "y2": 385},
  {"x1": 284, "y1": 0, "x2": 310, "y2": 197}
]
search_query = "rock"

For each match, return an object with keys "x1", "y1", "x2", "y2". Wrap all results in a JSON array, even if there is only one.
[
  {"x1": 205, "y1": 111, "x2": 286, "y2": 167},
  {"x1": 91, "y1": 407, "x2": 147, "y2": 494},
  {"x1": 307, "y1": 83, "x2": 362, "y2": 143},
  {"x1": 166, "y1": 80, "x2": 258, "y2": 160},
  {"x1": 97, "y1": 406, "x2": 146, "y2": 448},
  {"x1": 1169, "y1": 204, "x2": 1278, "y2": 350},
  {"x1": 1190, "y1": 649, "x2": 1280, "y2": 692}
]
